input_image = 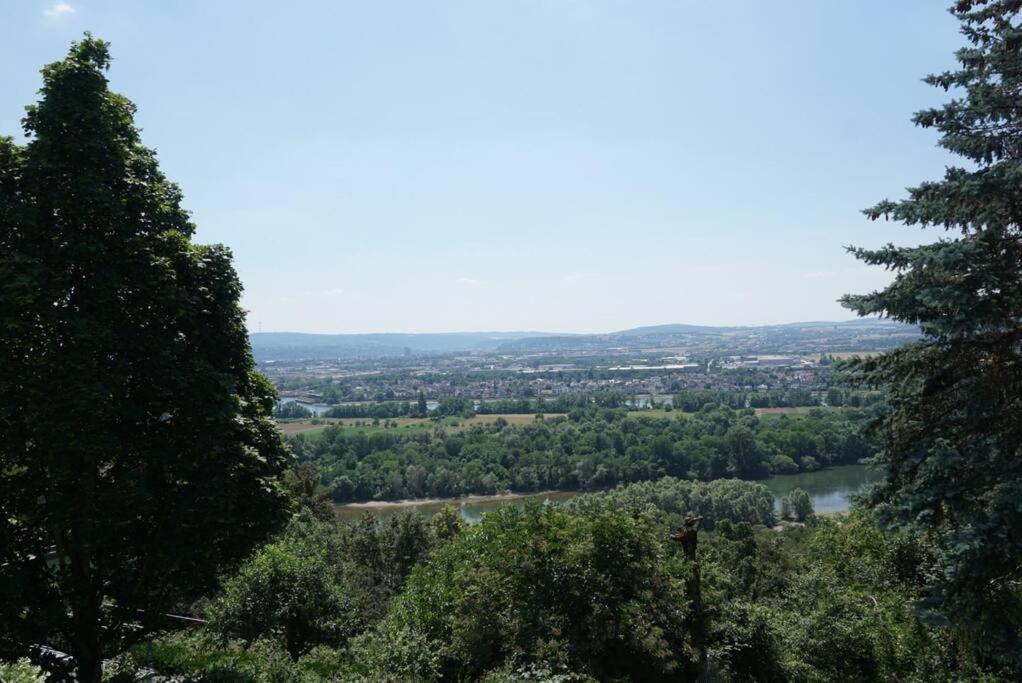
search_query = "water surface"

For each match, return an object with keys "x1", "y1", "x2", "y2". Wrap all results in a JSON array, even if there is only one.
[
  {"x1": 334, "y1": 464, "x2": 882, "y2": 523},
  {"x1": 761, "y1": 464, "x2": 882, "y2": 514}
]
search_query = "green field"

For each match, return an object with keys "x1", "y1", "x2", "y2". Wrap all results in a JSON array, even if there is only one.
[
  {"x1": 625, "y1": 409, "x2": 685, "y2": 420},
  {"x1": 277, "y1": 413, "x2": 560, "y2": 439}
]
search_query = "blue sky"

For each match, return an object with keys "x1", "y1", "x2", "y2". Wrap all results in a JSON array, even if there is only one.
[{"x1": 2, "y1": 1, "x2": 963, "y2": 333}]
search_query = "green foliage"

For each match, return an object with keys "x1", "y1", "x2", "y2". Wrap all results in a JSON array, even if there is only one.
[
  {"x1": 357, "y1": 504, "x2": 697, "y2": 680},
  {"x1": 411, "y1": 390, "x2": 428, "y2": 418},
  {"x1": 274, "y1": 401, "x2": 314, "y2": 419},
  {"x1": 781, "y1": 488, "x2": 813, "y2": 522},
  {"x1": 322, "y1": 401, "x2": 415, "y2": 419},
  {"x1": 206, "y1": 534, "x2": 356, "y2": 659},
  {"x1": 0, "y1": 659, "x2": 46, "y2": 683},
  {"x1": 701, "y1": 520, "x2": 802, "y2": 605},
  {"x1": 0, "y1": 36, "x2": 291, "y2": 681},
  {"x1": 342, "y1": 510, "x2": 435, "y2": 611},
  {"x1": 429, "y1": 503, "x2": 467, "y2": 545},
  {"x1": 115, "y1": 510, "x2": 446, "y2": 680},
  {"x1": 762, "y1": 512, "x2": 952, "y2": 681},
  {"x1": 281, "y1": 464, "x2": 335, "y2": 522},
  {"x1": 670, "y1": 388, "x2": 883, "y2": 412},
  {"x1": 770, "y1": 567, "x2": 902, "y2": 681},
  {"x1": 283, "y1": 510, "x2": 435, "y2": 631},
  {"x1": 706, "y1": 601, "x2": 786, "y2": 682},
  {"x1": 294, "y1": 406, "x2": 875, "y2": 502},
  {"x1": 107, "y1": 630, "x2": 341, "y2": 682},
  {"x1": 114, "y1": 502, "x2": 1015, "y2": 682},
  {"x1": 842, "y1": 0, "x2": 1022, "y2": 661},
  {"x1": 770, "y1": 453, "x2": 799, "y2": 474},
  {"x1": 564, "y1": 476, "x2": 776, "y2": 529},
  {"x1": 478, "y1": 662, "x2": 597, "y2": 682},
  {"x1": 702, "y1": 509, "x2": 997, "y2": 681}
]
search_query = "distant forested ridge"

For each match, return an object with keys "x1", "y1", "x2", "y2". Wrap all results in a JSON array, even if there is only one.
[
  {"x1": 249, "y1": 330, "x2": 557, "y2": 360},
  {"x1": 291, "y1": 406, "x2": 876, "y2": 502},
  {"x1": 250, "y1": 319, "x2": 918, "y2": 360},
  {"x1": 493, "y1": 319, "x2": 918, "y2": 354}
]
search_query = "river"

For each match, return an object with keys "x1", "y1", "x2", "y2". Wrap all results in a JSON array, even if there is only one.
[
  {"x1": 279, "y1": 397, "x2": 441, "y2": 417},
  {"x1": 334, "y1": 463, "x2": 882, "y2": 523},
  {"x1": 760, "y1": 463, "x2": 882, "y2": 514}
]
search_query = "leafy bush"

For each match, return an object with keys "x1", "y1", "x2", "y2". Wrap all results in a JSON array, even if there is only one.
[
  {"x1": 356, "y1": 504, "x2": 697, "y2": 680},
  {"x1": 0, "y1": 659, "x2": 46, "y2": 683},
  {"x1": 564, "y1": 476, "x2": 775, "y2": 529},
  {"x1": 274, "y1": 401, "x2": 313, "y2": 419},
  {"x1": 108, "y1": 630, "x2": 348, "y2": 682},
  {"x1": 206, "y1": 536, "x2": 357, "y2": 659},
  {"x1": 781, "y1": 488, "x2": 813, "y2": 522}
]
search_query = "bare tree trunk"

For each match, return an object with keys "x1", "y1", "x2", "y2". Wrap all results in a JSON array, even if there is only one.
[
  {"x1": 75, "y1": 650, "x2": 103, "y2": 683},
  {"x1": 671, "y1": 516, "x2": 706, "y2": 679}
]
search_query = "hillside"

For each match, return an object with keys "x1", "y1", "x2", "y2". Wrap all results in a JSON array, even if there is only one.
[{"x1": 250, "y1": 320, "x2": 917, "y2": 360}]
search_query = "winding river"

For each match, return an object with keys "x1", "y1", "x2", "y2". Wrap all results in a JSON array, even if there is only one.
[{"x1": 334, "y1": 464, "x2": 882, "y2": 523}]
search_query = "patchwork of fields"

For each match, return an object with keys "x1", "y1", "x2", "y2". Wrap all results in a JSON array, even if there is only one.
[
  {"x1": 277, "y1": 412, "x2": 560, "y2": 437},
  {"x1": 278, "y1": 407, "x2": 842, "y2": 437}
]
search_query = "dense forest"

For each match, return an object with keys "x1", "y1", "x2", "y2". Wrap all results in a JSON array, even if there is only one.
[
  {"x1": 290, "y1": 406, "x2": 876, "y2": 502},
  {"x1": 77, "y1": 486, "x2": 1006, "y2": 681}
]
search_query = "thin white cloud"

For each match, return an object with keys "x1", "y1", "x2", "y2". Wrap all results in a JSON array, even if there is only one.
[
  {"x1": 323, "y1": 288, "x2": 345, "y2": 296},
  {"x1": 455, "y1": 277, "x2": 482, "y2": 286},
  {"x1": 44, "y1": 2, "x2": 76, "y2": 19}
]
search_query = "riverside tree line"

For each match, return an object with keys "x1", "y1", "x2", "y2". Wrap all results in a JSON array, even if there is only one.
[
  {"x1": 291, "y1": 406, "x2": 876, "y2": 502},
  {"x1": 272, "y1": 387, "x2": 884, "y2": 420}
]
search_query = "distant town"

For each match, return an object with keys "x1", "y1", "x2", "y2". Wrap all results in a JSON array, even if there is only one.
[{"x1": 257, "y1": 319, "x2": 914, "y2": 415}]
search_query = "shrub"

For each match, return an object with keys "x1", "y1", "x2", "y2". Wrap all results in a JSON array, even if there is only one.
[
  {"x1": 357, "y1": 504, "x2": 697, "y2": 680},
  {"x1": 0, "y1": 659, "x2": 46, "y2": 683}
]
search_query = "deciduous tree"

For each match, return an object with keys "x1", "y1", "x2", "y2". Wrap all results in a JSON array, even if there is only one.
[{"x1": 0, "y1": 36, "x2": 291, "y2": 681}]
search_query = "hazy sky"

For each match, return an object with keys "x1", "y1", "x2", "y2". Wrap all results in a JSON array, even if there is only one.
[{"x1": 2, "y1": 1, "x2": 964, "y2": 333}]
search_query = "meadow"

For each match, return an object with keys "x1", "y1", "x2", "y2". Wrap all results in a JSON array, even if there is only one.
[{"x1": 277, "y1": 412, "x2": 560, "y2": 438}]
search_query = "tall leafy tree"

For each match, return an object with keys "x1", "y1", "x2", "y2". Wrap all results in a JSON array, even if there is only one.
[
  {"x1": 417, "y1": 389, "x2": 428, "y2": 417},
  {"x1": 360, "y1": 504, "x2": 696, "y2": 680},
  {"x1": 0, "y1": 36, "x2": 291, "y2": 681},
  {"x1": 842, "y1": 0, "x2": 1022, "y2": 660}
]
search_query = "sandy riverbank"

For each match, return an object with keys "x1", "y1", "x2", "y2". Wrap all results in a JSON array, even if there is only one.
[{"x1": 338, "y1": 489, "x2": 569, "y2": 510}]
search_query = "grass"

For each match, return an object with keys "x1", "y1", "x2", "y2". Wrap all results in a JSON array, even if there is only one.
[
  {"x1": 277, "y1": 413, "x2": 562, "y2": 439},
  {"x1": 278, "y1": 419, "x2": 343, "y2": 435},
  {"x1": 754, "y1": 406, "x2": 848, "y2": 417},
  {"x1": 753, "y1": 406, "x2": 816, "y2": 415},
  {"x1": 626, "y1": 409, "x2": 684, "y2": 420},
  {"x1": 279, "y1": 405, "x2": 863, "y2": 438}
]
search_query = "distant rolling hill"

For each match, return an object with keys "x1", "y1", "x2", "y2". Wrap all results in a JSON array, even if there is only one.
[
  {"x1": 249, "y1": 331, "x2": 562, "y2": 361},
  {"x1": 495, "y1": 319, "x2": 918, "y2": 354},
  {"x1": 250, "y1": 320, "x2": 918, "y2": 361}
]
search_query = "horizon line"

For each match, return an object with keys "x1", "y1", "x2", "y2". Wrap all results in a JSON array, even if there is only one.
[{"x1": 248, "y1": 317, "x2": 892, "y2": 337}]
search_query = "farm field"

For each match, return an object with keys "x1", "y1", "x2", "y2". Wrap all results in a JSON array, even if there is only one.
[
  {"x1": 626, "y1": 409, "x2": 684, "y2": 420},
  {"x1": 754, "y1": 406, "x2": 818, "y2": 415},
  {"x1": 277, "y1": 413, "x2": 561, "y2": 438}
]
